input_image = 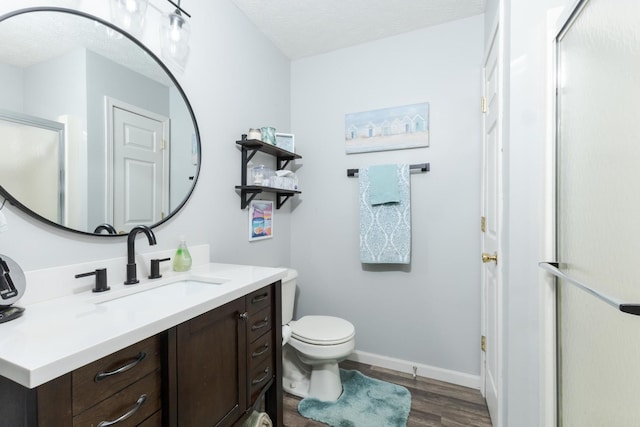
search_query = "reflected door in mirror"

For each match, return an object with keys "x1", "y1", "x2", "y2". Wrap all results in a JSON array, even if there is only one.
[{"x1": 109, "y1": 102, "x2": 169, "y2": 232}]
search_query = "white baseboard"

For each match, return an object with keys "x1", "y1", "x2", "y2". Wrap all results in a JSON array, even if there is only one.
[{"x1": 347, "y1": 350, "x2": 481, "y2": 390}]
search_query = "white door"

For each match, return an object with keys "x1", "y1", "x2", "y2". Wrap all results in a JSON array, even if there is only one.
[
  {"x1": 108, "y1": 99, "x2": 169, "y2": 232},
  {"x1": 481, "y1": 29, "x2": 500, "y2": 427}
]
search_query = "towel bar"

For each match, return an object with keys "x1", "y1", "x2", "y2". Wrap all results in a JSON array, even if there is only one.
[
  {"x1": 347, "y1": 163, "x2": 429, "y2": 177},
  {"x1": 538, "y1": 262, "x2": 640, "y2": 316}
]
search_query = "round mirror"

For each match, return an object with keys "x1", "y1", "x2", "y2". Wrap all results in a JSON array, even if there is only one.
[{"x1": 0, "y1": 7, "x2": 200, "y2": 236}]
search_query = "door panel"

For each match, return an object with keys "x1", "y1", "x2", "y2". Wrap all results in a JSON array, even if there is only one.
[
  {"x1": 112, "y1": 105, "x2": 168, "y2": 231},
  {"x1": 556, "y1": 0, "x2": 640, "y2": 424},
  {"x1": 482, "y1": 31, "x2": 500, "y2": 425}
]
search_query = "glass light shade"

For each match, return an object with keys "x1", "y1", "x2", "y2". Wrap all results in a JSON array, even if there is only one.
[
  {"x1": 161, "y1": 11, "x2": 191, "y2": 69},
  {"x1": 110, "y1": 0, "x2": 149, "y2": 36}
]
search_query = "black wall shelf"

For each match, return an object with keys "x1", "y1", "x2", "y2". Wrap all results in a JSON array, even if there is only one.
[{"x1": 236, "y1": 139, "x2": 302, "y2": 209}]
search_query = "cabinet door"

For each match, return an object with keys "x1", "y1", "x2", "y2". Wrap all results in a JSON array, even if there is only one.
[{"x1": 176, "y1": 298, "x2": 247, "y2": 427}]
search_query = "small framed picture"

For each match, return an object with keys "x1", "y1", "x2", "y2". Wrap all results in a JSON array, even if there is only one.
[
  {"x1": 248, "y1": 200, "x2": 274, "y2": 241},
  {"x1": 275, "y1": 133, "x2": 295, "y2": 153}
]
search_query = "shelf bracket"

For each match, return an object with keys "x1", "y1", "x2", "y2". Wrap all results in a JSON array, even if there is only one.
[
  {"x1": 277, "y1": 157, "x2": 291, "y2": 170},
  {"x1": 276, "y1": 194, "x2": 292, "y2": 209},
  {"x1": 240, "y1": 189, "x2": 261, "y2": 209},
  {"x1": 246, "y1": 148, "x2": 259, "y2": 164}
]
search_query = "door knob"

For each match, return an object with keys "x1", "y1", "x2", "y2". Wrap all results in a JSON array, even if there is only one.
[{"x1": 482, "y1": 252, "x2": 498, "y2": 264}]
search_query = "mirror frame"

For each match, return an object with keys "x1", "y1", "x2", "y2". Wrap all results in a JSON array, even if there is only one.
[{"x1": 0, "y1": 6, "x2": 201, "y2": 237}]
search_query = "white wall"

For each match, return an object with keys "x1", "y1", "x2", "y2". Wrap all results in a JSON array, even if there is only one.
[
  {"x1": 290, "y1": 15, "x2": 484, "y2": 378},
  {"x1": 0, "y1": 0, "x2": 292, "y2": 271},
  {"x1": 499, "y1": 0, "x2": 576, "y2": 425}
]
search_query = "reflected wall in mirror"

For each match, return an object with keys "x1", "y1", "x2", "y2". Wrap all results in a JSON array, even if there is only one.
[{"x1": 0, "y1": 7, "x2": 200, "y2": 235}]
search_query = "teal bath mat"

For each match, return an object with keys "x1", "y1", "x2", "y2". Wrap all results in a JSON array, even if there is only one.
[{"x1": 297, "y1": 369, "x2": 411, "y2": 427}]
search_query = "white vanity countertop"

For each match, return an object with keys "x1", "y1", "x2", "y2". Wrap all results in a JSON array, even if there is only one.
[{"x1": 0, "y1": 262, "x2": 287, "y2": 389}]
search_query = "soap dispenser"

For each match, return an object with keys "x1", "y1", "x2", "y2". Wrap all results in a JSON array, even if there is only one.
[{"x1": 173, "y1": 236, "x2": 192, "y2": 272}]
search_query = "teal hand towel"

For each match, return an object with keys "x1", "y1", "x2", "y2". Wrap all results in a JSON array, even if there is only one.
[
  {"x1": 360, "y1": 164, "x2": 411, "y2": 264},
  {"x1": 368, "y1": 164, "x2": 400, "y2": 205}
]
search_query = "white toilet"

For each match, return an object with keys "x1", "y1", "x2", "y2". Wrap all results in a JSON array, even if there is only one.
[{"x1": 281, "y1": 269, "x2": 355, "y2": 401}]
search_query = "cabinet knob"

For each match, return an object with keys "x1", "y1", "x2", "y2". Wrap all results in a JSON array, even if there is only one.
[{"x1": 239, "y1": 312, "x2": 248, "y2": 320}]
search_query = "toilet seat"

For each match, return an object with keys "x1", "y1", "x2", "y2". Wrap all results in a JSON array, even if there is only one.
[{"x1": 290, "y1": 315, "x2": 355, "y2": 346}]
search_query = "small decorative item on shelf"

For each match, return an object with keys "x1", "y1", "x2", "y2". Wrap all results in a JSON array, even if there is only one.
[
  {"x1": 247, "y1": 128, "x2": 261, "y2": 140},
  {"x1": 251, "y1": 165, "x2": 274, "y2": 186},
  {"x1": 261, "y1": 126, "x2": 276, "y2": 145},
  {"x1": 272, "y1": 170, "x2": 298, "y2": 190},
  {"x1": 275, "y1": 133, "x2": 295, "y2": 153}
]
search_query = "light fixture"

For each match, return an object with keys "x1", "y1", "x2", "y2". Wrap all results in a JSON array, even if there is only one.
[
  {"x1": 161, "y1": 0, "x2": 192, "y2": 69},
  {"x1": 109, "y1": 0, "x2": 149, "y2": 36}
]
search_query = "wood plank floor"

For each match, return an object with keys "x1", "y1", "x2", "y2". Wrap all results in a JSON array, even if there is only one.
[{"x1": 283, "y1": 360, "x2": 493, "y2": 427}]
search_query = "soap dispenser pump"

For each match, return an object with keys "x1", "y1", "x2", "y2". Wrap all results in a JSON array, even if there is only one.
[{"x1": 173, "y1": 236, "x2": 192, "y2": 272}]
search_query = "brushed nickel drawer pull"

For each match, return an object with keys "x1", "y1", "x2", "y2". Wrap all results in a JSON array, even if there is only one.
[
  {"x1": 252, "y1": 343, "x2": 269, "y2": 358},
  {"x1": 251, "y1": 293, "x2": 269, "y2": 304},
  {"x1": 94, "y1": 352, "x2": 146, "y2": 382},
  {"x1": 252, "y1": 368, "x2": 270, "y2": 385},
  {"x1": 251, "y1": 317, "x2": 269, "y2": 331},
  {"x1": 97, "y1": 394, "x2": 147, "y2": 426}
]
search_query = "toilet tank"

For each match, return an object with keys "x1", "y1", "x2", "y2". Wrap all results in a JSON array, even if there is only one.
[{"x1": 281, "y1": 269, "x2": 297, "y2": 325}]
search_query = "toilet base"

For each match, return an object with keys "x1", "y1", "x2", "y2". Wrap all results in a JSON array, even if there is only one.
[
  {"x1": 308, "y1": 361, "x2": 342, "y2": 401},
  {"x1": 282, "y1": 345, "x2": 343, "y2": 401},
  {"x1": 282, "y1": 345, "x2": 311, "y2": 398}
]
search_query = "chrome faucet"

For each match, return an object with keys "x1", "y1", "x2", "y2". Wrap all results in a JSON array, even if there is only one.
[{"x1": 124, "y1": 225, "x2": 157, "y2": 285}]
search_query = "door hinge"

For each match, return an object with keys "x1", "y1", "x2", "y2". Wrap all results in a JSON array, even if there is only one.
[
  {"x1": 481, "y1": 335, "x2": 486, "y2": 352},
  {"x1": 481, "y1": 96, "x2": 487, "y2": 113},
  {"x1": 160, "y1": 140, "x2": 166, "y2": 150},
  {"x1": 481, "y1": 216, "x2": 486, "y2": 233}
]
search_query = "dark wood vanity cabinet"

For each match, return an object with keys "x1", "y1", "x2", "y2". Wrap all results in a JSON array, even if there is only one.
[
  {"x1": 172, "y1": 297, "x2": 248, "y2": 426},
  {"x1": 0, "y1": 281, "x2": 282, "y2": 427},
  {"x1": 0, "y1": 335, "x2": 163, "y2": 427},
  {"x1": 169, "y1": 282, "x2": 283, "y2": 427}
]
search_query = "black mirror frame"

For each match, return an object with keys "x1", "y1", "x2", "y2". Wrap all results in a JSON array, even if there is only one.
[{"x1": 0, "y1": 7, "x2": 201, "y2": 237}]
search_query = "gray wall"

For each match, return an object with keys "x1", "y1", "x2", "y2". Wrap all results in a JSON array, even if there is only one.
[
  {"x1": 0, "y1": 63, "x2": 24, "y2": 111},
  {"x1": 0, "y1": 0, "x2": 292, "y2": 271},
  {"x1": 23, "y1": 48, "x2": 87, "y2": 124},
  {"x1": 290, "y1": 15, "x2": 484, "y2": 376},
  {"x1": 169, "y1": 86, "x2": 197, "y2": 211}
]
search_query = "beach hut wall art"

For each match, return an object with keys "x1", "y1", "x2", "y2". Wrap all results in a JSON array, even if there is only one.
[{"x1": 345, "y1": 102, "x2": 429, "y2": 154}]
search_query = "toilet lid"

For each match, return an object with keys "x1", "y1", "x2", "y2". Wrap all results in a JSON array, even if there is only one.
[{"x1": 290, "y1": 315, "x2": 355, "y2": 345}]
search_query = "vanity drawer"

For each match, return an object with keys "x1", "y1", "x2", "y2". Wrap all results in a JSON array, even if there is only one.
[
  {"x1": 73, "y1": 370, "x2": 161, "y2": 427},
  {"x1": 249, "y1": 358, "x2": 274, "y2": 401},
  {"x1": 138, "y1": 410, "x2": 162, "y2": 427},
  {"x1": 72, "y1": 335, "x2": 161, "y2": 415},
  {"x1": 247, "y1": 286, "x2": 271, "y2": 314},
  {"x1": 248, "y1": 306, "x2": 272, "y2": 342},
  {"x1": 248, "y1": 329, "x2": 273, "y2": 371}
]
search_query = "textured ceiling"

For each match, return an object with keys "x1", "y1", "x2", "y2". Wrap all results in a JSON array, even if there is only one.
[
  {"x1": 230, "y1": 0, "x2": 487, "y2": 59},
  {"x1": 0, "y1": 10, "x2": 171, "y2": 86}
]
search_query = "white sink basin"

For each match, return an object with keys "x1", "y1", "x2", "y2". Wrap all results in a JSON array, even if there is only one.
[{"x1": 93, "y1": 278, "x2": 227, "y2": 308}]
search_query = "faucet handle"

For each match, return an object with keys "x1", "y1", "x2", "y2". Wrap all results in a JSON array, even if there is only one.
[
  {"x1": 148, "y1": 258, "x2": 171, "y2": 279},
  {"x1": 76, "y1": 268, "x2": 110, "y2": 293}
]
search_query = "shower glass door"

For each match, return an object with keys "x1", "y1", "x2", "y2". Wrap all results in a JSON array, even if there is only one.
[{"x1": 556, "y1": 0, "x2": 640, "y2": 425}]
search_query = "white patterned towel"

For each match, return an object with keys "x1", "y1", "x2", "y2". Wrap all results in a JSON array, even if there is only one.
[{"x1": 359, "y1": 164, "x2": 411, "y2": 264}]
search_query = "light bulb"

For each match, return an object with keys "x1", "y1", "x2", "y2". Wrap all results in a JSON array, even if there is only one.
[
  {"x1": 110, "y1": 0, "x2": 148, "y2": 35},
  {"x1": 125, "y1": 0, "x2": 138, "y2": 13},
  {"x1": 161, "y1": 10, "x2": 191, "y2": 66}
]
